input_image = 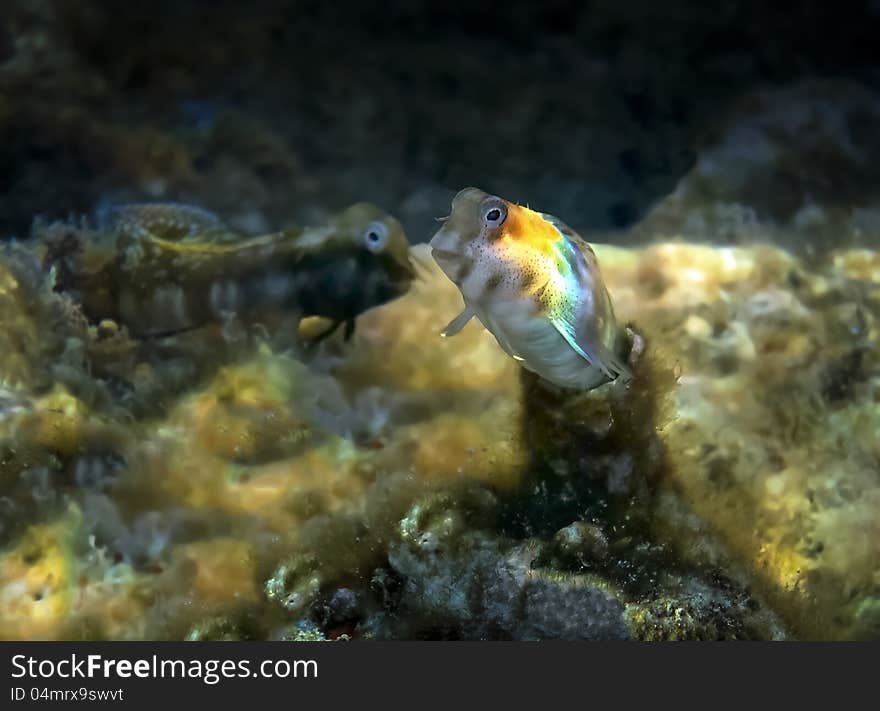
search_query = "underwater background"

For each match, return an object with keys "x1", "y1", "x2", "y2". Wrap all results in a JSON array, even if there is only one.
[{"x1": 1, "y1": 0, "x2": 879, "y2": 640}]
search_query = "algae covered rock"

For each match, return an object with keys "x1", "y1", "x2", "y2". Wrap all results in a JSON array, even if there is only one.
[
  {"x1": 595, "y1": 240, "x2": 880, "y2": 640},
  {"x1": 0, "y1": 223, "x2": 877, "y2": 641},
  {"x1": 0, "y1": 506, "x2": 152, "y2": 640},
  {"x1": 382, "y1": 488, "x2": 631, "y2": 640},
  {"x1": 634, "y1": 79, "x2": 880, "y2": 249}
]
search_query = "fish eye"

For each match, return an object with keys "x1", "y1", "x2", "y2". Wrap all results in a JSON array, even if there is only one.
[
  {"x1": 363, "y1": 221, "x2": 389, "y2": 253},
  {"x1": 481, "y1": 201, "x2": 507, "y2": 227}
]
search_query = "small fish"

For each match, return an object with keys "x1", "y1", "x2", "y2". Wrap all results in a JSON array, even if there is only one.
[
  {"x1": 430, "y1": 187, "x2": 631, "y2": 391},
  {"x1": 44, "y1": 203, "x2": 414, "y2": 340}
]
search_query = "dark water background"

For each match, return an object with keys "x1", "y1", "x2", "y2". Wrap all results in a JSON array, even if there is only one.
[{"x1": 2, "y1": 0, "x2": 879, "y2": 243}]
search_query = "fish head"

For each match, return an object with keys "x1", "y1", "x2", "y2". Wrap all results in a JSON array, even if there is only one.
[
  {"x1": 332, "y1": 203, "x2": 415, "y2": 303},
  {"x1": 429, "y1": 187, "x2": 561, "y2": 306}
]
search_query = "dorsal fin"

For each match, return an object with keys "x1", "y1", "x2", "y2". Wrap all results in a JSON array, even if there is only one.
[
  {"x1": 142, "y1": 230, "x2": 296, "y2": 257},
  {"x1": 117, "y1": 228, "x2": 308, "y2": 281},
  {"x1": 102, "y1": 203, "x2": 232, "y2": 243}
]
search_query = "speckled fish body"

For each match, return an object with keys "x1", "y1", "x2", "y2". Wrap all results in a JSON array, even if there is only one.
[
  {"x1": 48, "y1": 203, "x2": 414, "y2": 339},
  {"x1": 430, "y1": 187, "x2": 630, "y2": 390}
]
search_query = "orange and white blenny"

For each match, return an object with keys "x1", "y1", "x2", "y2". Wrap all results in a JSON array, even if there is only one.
[{"x1": 430, "y1": 187, "x2": 631, "y2": 391}]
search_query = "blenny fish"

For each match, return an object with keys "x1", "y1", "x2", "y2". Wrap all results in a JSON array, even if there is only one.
[
  {"x1": 42, "y1": 202, "x2": 414, "y2": 340},
  {"x1": 430, "y1": 188, "x2": 631, "y2": 391}
]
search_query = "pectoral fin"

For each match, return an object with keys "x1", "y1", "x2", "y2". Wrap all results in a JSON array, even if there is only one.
[
  {"x1": 550, "y1": 315, "x2": 631, "y2": 381},
  {"x1": 441, "y1": 307, "x2": 475, "y2": 337}
]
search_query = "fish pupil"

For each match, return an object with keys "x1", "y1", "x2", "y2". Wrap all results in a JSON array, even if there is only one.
[{"x1": 486, "y1": 208, "x2": 501, "y2": 222}]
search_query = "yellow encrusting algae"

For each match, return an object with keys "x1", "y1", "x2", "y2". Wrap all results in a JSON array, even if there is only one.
[{"x1": 0, "y1": 238, "x2": 878, "y2": 639}]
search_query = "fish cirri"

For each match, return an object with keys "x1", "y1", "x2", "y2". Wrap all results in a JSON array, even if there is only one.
[{"x1": 430, "y1": 187, "x2": 631, "y2": 391}]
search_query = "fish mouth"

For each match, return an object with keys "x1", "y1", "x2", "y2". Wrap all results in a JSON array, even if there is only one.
[
  {"x1": 389, "y1": 257, "x2": 417, "y2": 294},
  {"x1": 368, "y1": 265, "x2": 414, "y2": 307},
  {"x1": 429, "y1": 245, "x2": 465, "y2": 283},
  {"x1": 430, "y1": 246, "x2": 460, "y2": 261},
  {"x1": 394, "y1": 253, "x2": 417, "y2": 282},
  {"x1": 430, "y1": 201, "x2": 477, "y2": 284},
  {"x1": 429, "y1": 224, "x2": 464, "y2": 271}
]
